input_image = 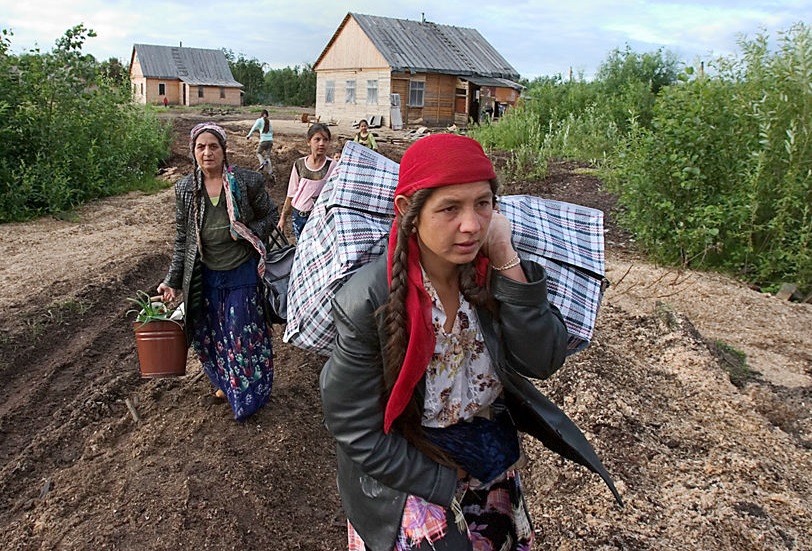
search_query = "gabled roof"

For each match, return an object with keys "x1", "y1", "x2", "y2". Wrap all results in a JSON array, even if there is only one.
[
  {"x1": 316, "y1": 13, "x2": 520, "y2": 81},
  {"x1": 130, "y1": 44, "x2": 242, "y2": 87}
]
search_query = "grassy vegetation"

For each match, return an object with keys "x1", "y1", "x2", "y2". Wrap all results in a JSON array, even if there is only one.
[
  {"x1": 711, "y1": 340, "x2": 756, "y2": 388},
  {"x1": 470, "y1": 23, "x2": 810, "y2": 293},
  {"x1": 0, "y1": 25, "x2": 172, "y2": 222}
]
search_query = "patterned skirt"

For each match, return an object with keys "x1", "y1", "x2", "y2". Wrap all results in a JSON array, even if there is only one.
[
  {"x1": 348, "y1": 471, "x2": 534, "y2": 551},
  {"x1": 192, "y1": 259, "x2": 274, "y2": 421}
]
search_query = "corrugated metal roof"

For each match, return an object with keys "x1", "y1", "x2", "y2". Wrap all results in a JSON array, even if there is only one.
[
  {"x1": 132, "y1": 44, "x2": 243, "y2": 87},
  {"x1": 464, "y1": 75, "x2": 525, "y2": 90},
  {"x1": 349, "y1": 13, "x2": 519, "y2": 81}
]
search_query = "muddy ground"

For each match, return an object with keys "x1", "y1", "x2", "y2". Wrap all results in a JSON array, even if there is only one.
[{"x1": 0, "y1": 110, "x2": 810, "y2": 550}]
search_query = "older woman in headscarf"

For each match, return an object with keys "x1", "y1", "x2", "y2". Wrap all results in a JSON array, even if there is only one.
[
  {"x1": 158, "y1": 122, "x2": 279, "y2": 421},
  {"x1": 319, "y1": 133, "x2": 571, "y2": 550}
]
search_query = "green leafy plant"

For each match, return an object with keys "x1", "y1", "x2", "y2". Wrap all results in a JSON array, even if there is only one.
[
  {"x1": 0, "y1": 25, "x2": 172, "y2": 222},
  {"x1": 607, "y1": 22, "x2": 811, "y2": 291},
  {"x1": 127, "y1": 290, "x2": 172, "y2": 326}
]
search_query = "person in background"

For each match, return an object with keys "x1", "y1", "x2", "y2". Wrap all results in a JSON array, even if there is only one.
[
  {"x1": 158, "y1": 122, "x2": 278, "y2": 421},
  {"x1": 353, "y1": 119, "x2": 378, "y2": 151},
  {"x1": 246, "y1": 109, "x2": 274, "y2": 177},
  {"x1": 277, "y1": 122, "x2": 336, "y2": 240},
  {"x1": 320, "y1": 133, "x2": 570, "y2": 550}
]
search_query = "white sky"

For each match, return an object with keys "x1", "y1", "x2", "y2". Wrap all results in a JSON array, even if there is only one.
[{"x1": 1, "y1": 0, "x2": 809, "y2": 79}]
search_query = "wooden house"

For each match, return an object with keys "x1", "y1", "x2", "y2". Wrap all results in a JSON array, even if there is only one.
[
  {"x1": 313, "y1": 13, "x2": 523, "y2": 128},
  {"x1": 129, "y1": 44, "x2": 243, "y2": 107}
]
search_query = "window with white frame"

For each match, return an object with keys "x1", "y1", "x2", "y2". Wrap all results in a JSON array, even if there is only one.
[
  {"x1": 366, "y1": 80, "x2": 378, "y2": 105},
  {"x1": 409, "y1": 80, "x2": 425, "y2": 107},
  {"x1": 345, "y1": 80, "x2": 356, "y2": 104},
  {"x1": 325, "y1": 80, "x2": 335, "y2": 104}
]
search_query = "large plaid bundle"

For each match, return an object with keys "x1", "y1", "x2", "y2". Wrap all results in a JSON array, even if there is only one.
[
  {"x1": 283, "y1": 141, "x2": 606, "y2": 356},
  {"x1": 282, "y1": 142, "x2": 396, "y2": 354},
  {"x1": 498, "y1": 195, "x2": 605, "y2": 353}
]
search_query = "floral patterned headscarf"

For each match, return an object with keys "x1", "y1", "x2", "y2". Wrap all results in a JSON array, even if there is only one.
[{"x1": 189, "y1": 122, "x2": 228, "y2": 158}]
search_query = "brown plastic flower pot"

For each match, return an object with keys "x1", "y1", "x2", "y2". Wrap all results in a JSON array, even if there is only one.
[{"x1": 133, "y1": 320, "x2": 187, "y2": 378}]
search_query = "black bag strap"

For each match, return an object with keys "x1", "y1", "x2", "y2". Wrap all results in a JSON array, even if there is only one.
[{"x1": 267, "y1": 225, "x2": 290, "y2": 250}]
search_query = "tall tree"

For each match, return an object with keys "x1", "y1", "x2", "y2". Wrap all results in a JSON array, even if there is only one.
[
  {"x1": 224, "y1": 49, "x2": 267, "y2": 105},
  {"x1": 265, "y1": 64, "x2": 315, "y2": 106}
]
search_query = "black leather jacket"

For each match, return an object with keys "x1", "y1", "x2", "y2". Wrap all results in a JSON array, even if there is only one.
[{"x1": 321, "y1": 254, "x2": 620, "y2": 551}]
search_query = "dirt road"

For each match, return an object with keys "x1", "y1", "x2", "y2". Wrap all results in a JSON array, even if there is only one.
[{"x1": 0, "y1": 111, "x2": 809, "y2": 550}]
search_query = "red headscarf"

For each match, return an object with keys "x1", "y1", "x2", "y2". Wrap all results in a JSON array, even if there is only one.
[{"x1": 384, "y1": 133, "x2": 497, "y2": 433}]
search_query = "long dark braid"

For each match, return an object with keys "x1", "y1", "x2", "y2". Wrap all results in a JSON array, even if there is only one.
[
  {"x1": 261, "y1": 109, "x2": 270, "y2": 134},
  {"x1": 381, "y1": 179, "x2": 500, "y2": 465},
  {"x1": 381, "y1": 189, "x2": 453, "y2": 465}
]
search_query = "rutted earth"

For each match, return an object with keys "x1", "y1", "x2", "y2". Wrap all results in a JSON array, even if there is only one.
[{"x1": 0, "y1": 110, "x2": 809, "y2": 550}]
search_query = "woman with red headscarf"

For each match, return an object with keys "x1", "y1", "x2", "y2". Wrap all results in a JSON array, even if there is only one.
[{"x1": 320, "y1": 134, "x2": 570, "y2": 550}]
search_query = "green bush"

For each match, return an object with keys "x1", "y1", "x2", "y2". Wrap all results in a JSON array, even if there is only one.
[
  {"x1": 0, "y1": 25, "x2": 172, "y2": 222},
  {"x1": 471, "y1": 48, "x2": 677, "y2": 167},
  {"x1": 608, "y1": 23, "x2": 811, "y2": 289}
]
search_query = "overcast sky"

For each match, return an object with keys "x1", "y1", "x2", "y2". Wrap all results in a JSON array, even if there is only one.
[{"x1": 2, "y1": 1, "x2": 809, "y2": 79}]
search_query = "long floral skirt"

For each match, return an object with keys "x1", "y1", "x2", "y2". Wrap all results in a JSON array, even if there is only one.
[
  {"x1": 192, "y1": 260, "x2": 274, "y2": 421},
  {"x1": 348, "y1": 472, "x2": 534, "y2": 551}
]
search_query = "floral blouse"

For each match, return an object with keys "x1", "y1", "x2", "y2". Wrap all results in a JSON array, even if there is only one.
[{"x1": 421, "y1": 272, "x2": 503, "y2": 428}]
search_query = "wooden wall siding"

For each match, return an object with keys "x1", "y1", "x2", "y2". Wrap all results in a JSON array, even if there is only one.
[
  {"x1": 185, "y1": 85, "x2": 241, "y2": 107},
  {"x1": 130, "y1": 59, "x2": 147, "y2": 104},
  {"x1": 316, "y1": 68, "x2": 391, "y2": 127},
  {"x1": 390, "y1": 74, "x2": 411, "y2": 125},
  {"x1": 162, "y1": 81, "x2": 181, "y2": 105},
  {"x1": 316, "y1": 17, "x2": 389, "y2": 70},
  {"x1": 493, "y1": 86, "x2": 519, "y2": 105},
  {"x1": 395, "y1": 73, "x2": 458, "y2": 125},
  {"x1": 144, "y1": 79, "x2": 176, "y2": 105},
  {"x1": 130, "y1": 76, "x2": 239, "y2": 106}
]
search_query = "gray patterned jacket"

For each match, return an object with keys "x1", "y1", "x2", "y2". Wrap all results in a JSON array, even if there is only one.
[{"x1": 162, "y1": 167, "x2": 279, "y2": 335}]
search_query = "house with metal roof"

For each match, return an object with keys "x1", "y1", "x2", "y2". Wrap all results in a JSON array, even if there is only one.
[
  {"x1": 313, "y1": 13, "x2": 523, "y2": 128},
  {"x1": 129, "y1": 44, "x2": 243, "y2": 107}
]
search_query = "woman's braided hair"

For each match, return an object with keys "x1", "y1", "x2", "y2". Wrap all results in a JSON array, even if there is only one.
[{"x1": 381, "y1": 179, "x2": 499, "y2": 463}]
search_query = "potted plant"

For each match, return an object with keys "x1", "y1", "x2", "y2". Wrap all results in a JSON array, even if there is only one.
[{"x1": 128, "y1": 290, "x2": 187, "y2": 378}]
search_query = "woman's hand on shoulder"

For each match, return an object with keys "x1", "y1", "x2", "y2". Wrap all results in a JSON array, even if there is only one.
[
  {"x1": 484, "y1": 212, "x2": 527, "y2": 282},
  {"x1": 483, "y1": 212, "x2": 514, "y2": 260}
]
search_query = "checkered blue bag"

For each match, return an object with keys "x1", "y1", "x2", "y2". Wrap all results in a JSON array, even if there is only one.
[{"x1": 283, "y1": 141, "x2": 606, "y2": 356}]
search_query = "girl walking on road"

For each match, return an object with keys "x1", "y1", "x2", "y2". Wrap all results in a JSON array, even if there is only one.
[
  {"x1": 277, "y1": 122, "x2": 336, "y2": 240},
  {"x1": 246, "y1": 109, "x2": 274, "y2": 177}
]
